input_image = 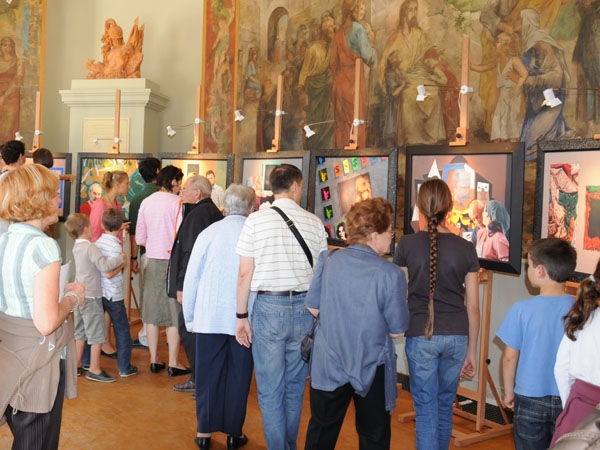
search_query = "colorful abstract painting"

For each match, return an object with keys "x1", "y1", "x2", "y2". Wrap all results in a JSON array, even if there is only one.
[
  {"x1": 0, "y1": 0, "x2": 45, "y2": 144},
  {"x1": 78, "y1": 157, "x2": 145, "y2": 218},
  {"x1": 584, "y1": 185, "x2": 600, "y2": 251},
  {"x1": 201, "y1": 0, "x2": 238, "y2": 153},
  {"x1": 547, "y1": 164, "x2": 579, "y2": 242}
]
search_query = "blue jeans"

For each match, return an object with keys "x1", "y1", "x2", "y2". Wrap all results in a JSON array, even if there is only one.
[
  {"x1": 406, "y1": 335, "x2": 468, "y2": 450},
  {"x1": 102, "y1": 298, "x2": 133, "y2": 373},
  {"x1": 251, "y1": 293, "x2": 312, "y2": 450},
  {"x1": 513, "y1": 394, "x2": 562, "y2": 450}
]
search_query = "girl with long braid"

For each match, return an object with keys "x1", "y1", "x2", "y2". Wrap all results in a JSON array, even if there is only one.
[{"x1": 394, "y1": 178, "x2": 480, "y2": 449}]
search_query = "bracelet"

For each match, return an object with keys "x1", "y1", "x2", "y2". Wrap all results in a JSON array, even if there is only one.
[
  {"x1": 236, "y1": 312, "x2": 249, "y2": 319},
  {"x1": 130, "y1": 256, "x2": 138, "y2": 260}
]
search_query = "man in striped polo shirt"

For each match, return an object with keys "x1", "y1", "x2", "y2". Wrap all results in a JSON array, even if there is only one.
[{"x1": 236, "y1": 164, "x2": 327, "y2": 450}]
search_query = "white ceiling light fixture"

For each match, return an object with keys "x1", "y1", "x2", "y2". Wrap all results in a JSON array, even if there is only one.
[
  {"x1": 542, "y1": 88, "x2": 562, "y2": 108},
  {"x1": 416, "y1": 85, "x2": 429, "y2": 102}
]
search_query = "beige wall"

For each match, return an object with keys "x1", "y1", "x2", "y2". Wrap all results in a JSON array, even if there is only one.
[{"x1": 44, "y1": 0, "x2": 204, "y2": 155}]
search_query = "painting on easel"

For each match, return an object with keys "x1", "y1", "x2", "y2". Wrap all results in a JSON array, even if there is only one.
[
  {"x1": 26, "y1": 152, "x2": 71, "y2": 220},
  {"x1": 75, "y1": 153, "x2": 147, "y2": 218},
  {"x1": 0, "y1": 0, "x2": 46, "y2": 145},
  {"x1": 405, "y1": 143, "x2": 524, "y2": 274},
  {"x1": 308, "y1": 148, "x2": 398, "y2": 249},
  {"x1": 234, "y1": 151, "x2": 310, "y2": 208},
  {"x1": 535, "y1": 139, "x2": 600, "y2": 279}
]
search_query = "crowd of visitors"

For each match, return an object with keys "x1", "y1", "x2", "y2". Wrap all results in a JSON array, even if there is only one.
[{"x1": 0, "y1": 142, "x2": 599, "y2": 450}]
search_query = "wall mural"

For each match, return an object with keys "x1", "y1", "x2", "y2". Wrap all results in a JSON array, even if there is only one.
[
  {"x1": 233, "y1": 0, "x2": 599, "y2": 160},
  {"x1": 0, "y1": 0, "x2": 45, "y2": 145},
  {"x1": 202, "y1": 0, "x2": 238, "y2": 153}
]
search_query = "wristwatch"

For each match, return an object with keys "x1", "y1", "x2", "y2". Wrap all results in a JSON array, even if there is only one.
[{"x1": 236, "y1": 312, "x2": 249, "y2": 319}]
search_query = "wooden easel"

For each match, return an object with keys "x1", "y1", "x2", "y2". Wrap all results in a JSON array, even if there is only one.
[
  {"x1": 189, "y1": 84, "x2": 203, "y2": 155},
  {"x1": 110, "y1": 89, "x2": 121, "y2": 154},
  {"x1": 399, "y1": 269, "x2": 513, "y2": 446},
  {"x1": 267, "y1": 74, "x2": 284, "y2": 153},
  {"x1": 450, "y1": 37, "x2": 471, "y2": 147},
  {"x1": 32, "y1": 91, "x2": 42, "y2": 151},
  {"x1": 345, "y1": 59, "x2": 363, "y2": 150}
]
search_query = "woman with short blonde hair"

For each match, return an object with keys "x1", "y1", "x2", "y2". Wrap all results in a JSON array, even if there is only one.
[{"x1": 0, "y1": 164, "x2": 85, "y2": 450}]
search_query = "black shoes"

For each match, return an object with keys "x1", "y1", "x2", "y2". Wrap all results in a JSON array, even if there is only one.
[
  {"x1": 195, "y1": 437, "x2": 210, "y2": 449},
  {"x1": 173, "y1": 379, "x2": 195, "y2": 392},
  {"x1": 150, "y1": 362, "x2": 166, "y2": 373},
  {"x1": 227, "y1": 435, "x2": 248, "y2": 449},
  {"x1": 131, "y1": 339, "x2": 148, "y2": 350},
  {"x1": 168, "y1": 366, "x2": 192, "y2": 377},
  {"x1": 101, "y1": 350, "x2": 118, "y2": 359}
]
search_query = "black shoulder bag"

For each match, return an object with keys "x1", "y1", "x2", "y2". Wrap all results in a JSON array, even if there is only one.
[{"x1": 271, "y1": 206, "x2": 316, "y2": 362}]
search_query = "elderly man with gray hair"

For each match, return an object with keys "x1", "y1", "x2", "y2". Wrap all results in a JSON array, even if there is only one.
[
  {"x1": 182, "y1": 184, "x2": 256, "y2": 450},
  {"x1": 168, "y1": 174, "x2": 223, "y2": 393}
]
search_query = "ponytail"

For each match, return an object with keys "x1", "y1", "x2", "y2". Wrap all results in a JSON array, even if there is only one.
[
  {"x1": 102, "y1": 170, "x2": 128, "y2": 192},
  {"x1": 564, "y1": 266, "x2": 600, "y2": 341}
]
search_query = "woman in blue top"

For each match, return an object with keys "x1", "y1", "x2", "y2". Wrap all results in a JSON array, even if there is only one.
[
  {"x1": 394, "y1": 178, "x2": 480, "y2": 450},
  {"x1": 304, "y1": 197, "x2": 409, "y2": 450}
]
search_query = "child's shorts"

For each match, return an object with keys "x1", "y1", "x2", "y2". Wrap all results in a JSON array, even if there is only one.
[{"x1": 74, "y1": 297, "x2": 106, "y2": 344}]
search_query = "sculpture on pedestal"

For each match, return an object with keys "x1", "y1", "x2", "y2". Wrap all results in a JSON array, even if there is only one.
[{"x1": 85, "y1": 18, "x2": 145, "y2": 79}]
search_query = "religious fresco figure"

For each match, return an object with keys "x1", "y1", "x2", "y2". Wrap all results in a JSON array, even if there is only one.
[
  {"x1": 0, "y1": 36, "x2": 22, "y2": 144},
  {"x1": 331, "y1": 0, "x2": 376, "y2": 149},
  {"x1": 379, "y1": 0, "x2": 447, "y2": 146},
  {"x1": 518, "y1": 9, "x2": 572, "y2": 158},
  {"x1": 477, "y1": 0, "x2": 563, "y2": 136},
  {"x1": 572, "y1": 0, "x2": 600, "y2": 133},
  {"x1": 298, "y1": 12, "x2": 336, "y2": 149}
]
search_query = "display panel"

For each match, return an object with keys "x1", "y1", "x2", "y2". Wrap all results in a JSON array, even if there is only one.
[
  {"x1": 76, "y1": 153, "x2": 148, "y2": 218},
  {"x1": 159, "y1": 153, "x2": 233, "y2": 188},
  {"x1": 309, "y1": 148, "x2": 398, "y2": 248},
  {"x1": 26, "y1": 152, "x2": 72, "y2": 221},
  {"x1": 535, "y1": 140, "x2": 600, "y2": 278},
  {"x1": 405, "y1": 144, "x2": 524, "y2": 274},
  {"x1": 234, "y1": 151, "x2": 311, "y2": 208}
]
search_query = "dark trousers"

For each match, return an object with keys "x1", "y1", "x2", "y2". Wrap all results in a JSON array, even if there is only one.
[
  {"x1": 514, "y1": 394, "x2": 562, "y2": 450},
  {"x1": 179, "y1": 309, "x2": 195, "y2": 382},
  {"x1": 4, "y1": 360, "x2": 66, "y2": 450},
  {"x1": 305, "y1": 365, "x2": 391, "y2": 450},
  {"x1": 102, "y1": 298, "x2": 133, "y2": 373},
  {"x1": 195, "y1": 333, "x2": 253, "y2": 436}
]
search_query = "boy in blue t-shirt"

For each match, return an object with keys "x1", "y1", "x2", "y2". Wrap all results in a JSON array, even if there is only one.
[{"x1": 497, "y1": 238, "x2": 577, "y2": 450}]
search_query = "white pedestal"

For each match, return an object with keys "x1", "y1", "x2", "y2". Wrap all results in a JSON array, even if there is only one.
[{"x1": 59, "y1": 78, "x2": 169, "y2": 154}]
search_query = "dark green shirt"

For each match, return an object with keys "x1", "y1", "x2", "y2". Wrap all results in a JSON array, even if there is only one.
[{"x1": 129, "y1": 183, "x2": 157, "y2": 236}]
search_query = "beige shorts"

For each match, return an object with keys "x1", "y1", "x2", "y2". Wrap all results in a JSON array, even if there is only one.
[{"x1": 74, "y1": 297, "x2": 106, "y2": 344}]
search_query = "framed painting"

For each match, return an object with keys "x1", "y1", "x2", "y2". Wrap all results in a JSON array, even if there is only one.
[
  {"x1": 535, "y1": 139, "x2": 600, "y2": 279},
  {"x1": 200, "y1": 0, "x2": 239, "y2": 154},
  {"x1": 0, "y1": 0, "x2": 46, "y2": 145},
  {"x1": 75, "y1": 153, "x2": 148, "y2": 219},
  {"x1": 405, "y1": 143, "x2": 525, "y2": 274},
  {"x1": 233, "y1": 151, "x2": 311, "y2": 208},
  {"x1": 307, "y1": 148, "x2": 398, "y2": 249},
  {"x1": 25, "y1": 151, "x2": 71, "y2": 221}
]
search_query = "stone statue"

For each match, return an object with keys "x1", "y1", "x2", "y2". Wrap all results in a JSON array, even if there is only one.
[{"x1": 85, "y1": 18, "x2": 145, "y2": 79}]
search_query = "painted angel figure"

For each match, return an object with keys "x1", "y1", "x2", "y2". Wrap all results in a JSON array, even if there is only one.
[{"x1": 85, "y1": 17, "x2": 145, "y2": 79}]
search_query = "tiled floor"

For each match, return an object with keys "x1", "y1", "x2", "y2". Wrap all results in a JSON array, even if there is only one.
[{"x1": 0, "y1": 333, "x2": 515, "y2": 449}]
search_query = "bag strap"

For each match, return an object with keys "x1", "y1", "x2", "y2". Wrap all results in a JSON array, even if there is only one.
[{"x1": 271, "y1": 206, "x2": 313, "y2": 268}]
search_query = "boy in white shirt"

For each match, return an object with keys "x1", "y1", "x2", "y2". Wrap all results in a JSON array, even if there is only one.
[
  {"x1": 66, "y1": 213, "x2": 124, "y2": 383},
  {"x1": 95, "y1": 209, "x2": 138, "y2": 377}
]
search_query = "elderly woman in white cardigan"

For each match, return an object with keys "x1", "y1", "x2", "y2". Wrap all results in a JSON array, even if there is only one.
[{"x1": 182, "y1": 184, "x2": 256, "y2": 450}]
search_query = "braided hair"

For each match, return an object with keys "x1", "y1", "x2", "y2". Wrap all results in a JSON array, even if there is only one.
[{"x1": 416, "y1": 179, "x2": 453, "y2": 340}]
